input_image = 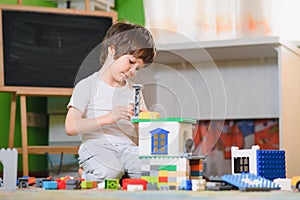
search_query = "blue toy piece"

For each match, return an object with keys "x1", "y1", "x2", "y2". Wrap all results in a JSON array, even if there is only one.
[
  {"x1": 222, "y1": 173, "x2": 280, "y2": 191},
  {"x1": 256, "y1": 150, "x2": 286, "y2": 181},
  {"x1": 179, "y1": 180, "x2": 192, "y2": 190},
  {"x1": 42, "y1": 181, "x2": 58, "y2": 190},
  {"x1": 150, "y1": 128, "x2": 169, "y2": 155}
]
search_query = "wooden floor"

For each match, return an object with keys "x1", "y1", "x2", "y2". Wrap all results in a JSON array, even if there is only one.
[{"x1": 0, "y1": 189, "x2": 300, "y2": 200}]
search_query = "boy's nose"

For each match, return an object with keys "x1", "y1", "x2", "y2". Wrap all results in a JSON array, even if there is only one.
[{"x1": 128, "y1": 67, "x2": 137, "y2": 75}]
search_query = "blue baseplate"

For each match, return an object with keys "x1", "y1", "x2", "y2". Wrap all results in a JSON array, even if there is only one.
[{"x1": 222, "y1": 173, "x2": 280, "y2": 191}]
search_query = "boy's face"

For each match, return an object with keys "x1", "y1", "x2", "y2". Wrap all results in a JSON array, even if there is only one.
[{"x1": 111, "y1": 54, "x2": 145, "y2": 84}]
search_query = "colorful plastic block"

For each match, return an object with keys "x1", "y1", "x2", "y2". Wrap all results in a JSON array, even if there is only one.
[
  {"x1": 105, "y1": 179, "x2": 119, "y2": 190},
  {"x1": 138, "y1": 111, "x2": 160, "y2": 119},
  {"x1": 146, "y1": 183, "x2": 158, "y2": 190},
  {"x1": 122, "y1": 178, "x2": 147, "y2": 190},
  {"x1": 43, "y1": 181, "x2": 58, "y2": 190},
  {"x1": 256, "y1": 150, "x2": 286, "y2": 180},
  {"x1": 18, "y1": 178, "x2": 28, "y2": 188},
  {"x1": 150, "y1": 128, "x2": 169, "y2": 155},
  {"x1": 81, "y1": 181, "x2": 94, "y2": 189},
  {"x1": 56, "y1": 179, "x2": 66, "y2": 190},
  {"x1": 66, "y1": 179, "x2": 81, "y2": 190},
  {"x1": 36, "y1": 178, "x2": 51, "y2": 188},
  {"x1": 222, "y1": 173, "x2": 280, "y2": 191},
  {"x1": 179, "y1": 180, "x2": 192, "y2": 190}
]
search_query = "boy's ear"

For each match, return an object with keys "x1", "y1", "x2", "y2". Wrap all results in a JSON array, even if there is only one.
[{"x1": 108, "y1": 46, "x2": 116, "y2": 56}]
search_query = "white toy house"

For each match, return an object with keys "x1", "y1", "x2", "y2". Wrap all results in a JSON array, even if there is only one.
[{"x1": 133, "y1": 118, "x2": 196, "y2": 156}]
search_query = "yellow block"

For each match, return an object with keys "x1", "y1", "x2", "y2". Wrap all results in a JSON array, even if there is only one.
[
  {"x1": 158, "y1": 170, "x2": 168, "y2": 177},
  {"x1": 138, "y1": 111, "x2": 160, "y2": 119},
  {"x1": 168, "y1": 171, "x2": 189, "y2": 177}
]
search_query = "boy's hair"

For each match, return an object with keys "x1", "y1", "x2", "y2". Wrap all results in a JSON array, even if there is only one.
[{"x1": 100, "y1": 21, "x2": 156, "y2": 66}]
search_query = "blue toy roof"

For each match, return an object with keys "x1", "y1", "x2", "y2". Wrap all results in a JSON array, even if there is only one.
[{"x1": 150, "y1": 128, "x2": 169, "y2": 135}]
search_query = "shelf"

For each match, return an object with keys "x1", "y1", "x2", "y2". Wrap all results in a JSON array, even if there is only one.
[
  {"x1": 155, "y1": 36, "x2": 300, "y2": 63},
  {"x1": 16, "y1": 146, "x2": 79, "y2": 154}
]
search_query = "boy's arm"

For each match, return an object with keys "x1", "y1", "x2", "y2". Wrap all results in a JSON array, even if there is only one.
[
  {"x1": 65, "y1": 105, "x2": 134, "y2": 136},
  {"x1": 65, "y1": 107, "x2": 111, "y2": 136}
]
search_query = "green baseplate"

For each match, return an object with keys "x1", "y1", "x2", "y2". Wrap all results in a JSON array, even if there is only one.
[{"x1": 131, "y1": 117, "x2": 197, "y2": 124}]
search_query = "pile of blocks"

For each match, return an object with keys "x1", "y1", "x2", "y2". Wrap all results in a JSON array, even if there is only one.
[{"x1": 140, "y1": 156, "x2": 190, "y2": 189}]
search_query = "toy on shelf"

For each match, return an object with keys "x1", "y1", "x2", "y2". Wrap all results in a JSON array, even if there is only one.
[
  {"x1": 222, "y1": 173, "x2": 280, "y2": 191},
  {"x1": 231, "y1": 145, "x2": 286, "y2": 180},
  {"x1": 0, "y1": 148, "x2": 18, "y2": 191}
]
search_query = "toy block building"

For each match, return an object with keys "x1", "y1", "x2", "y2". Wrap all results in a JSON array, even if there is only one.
[
  {"x1": 231, "y1": 145, "x2": 286, "y2": 180},
  {"x1": 132, "y1": 118, "x2": 205, "y2": 189}
]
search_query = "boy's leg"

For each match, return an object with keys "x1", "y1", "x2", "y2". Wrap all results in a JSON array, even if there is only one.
[
  {"x1": 78, "y1": 143, "x2": 124, "y2": 182},
  {"x1": 117, "y1": 145, "x2": 141, "y2": 178}
]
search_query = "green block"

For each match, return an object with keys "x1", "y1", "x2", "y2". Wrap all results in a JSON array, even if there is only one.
[
  {"x1": 141, "y1": 176, "x2": 158, "y2": 183},
  {"x1": 105, "y1": 179, "x2": 119, "y2": 190},
  {"x1": 131, "y1": 118, "x2": 196, "y2": 124},
  {"x1": 158, "y1": 165, "x2": 177, "y2": 171},
  {"x1": 139, "y1": 155, "x2": 182, "y2": 159},
  {"x1": 81, "y1": 181, "x2": 93, "y2": 189}
]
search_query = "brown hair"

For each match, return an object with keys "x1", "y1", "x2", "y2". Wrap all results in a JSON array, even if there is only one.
[{"x1": 99, "y1": 21, "x2": 156, "y2": 66}]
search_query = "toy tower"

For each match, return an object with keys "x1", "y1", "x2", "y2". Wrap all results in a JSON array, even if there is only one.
[
  {"x1": 131, "y1": 84, "x2": 204, "y2": 190},
  {"x1": 132, "y1": 117, "x2": 204, "y2": 189}
]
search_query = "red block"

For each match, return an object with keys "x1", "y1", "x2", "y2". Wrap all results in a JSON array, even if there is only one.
[
  {"x1": 158, "y1": 177, "x2": 168, "y2": 183},
  {"x1": 122, "y1": 178, "x2": 148, "y2": 190}
]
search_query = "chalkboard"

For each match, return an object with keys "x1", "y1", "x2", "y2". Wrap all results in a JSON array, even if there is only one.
[{"x1": 0, "y1": 5, "x2": 116, "y2": 94}]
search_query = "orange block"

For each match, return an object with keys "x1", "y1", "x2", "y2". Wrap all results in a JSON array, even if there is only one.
[{"x1": 191, "y1": 165, "x2": 203, "y2": 171}]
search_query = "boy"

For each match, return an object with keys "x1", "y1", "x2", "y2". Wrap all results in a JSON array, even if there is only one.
[{"x1": 65, "y1": 22, "x2": 156, "y2": 182}]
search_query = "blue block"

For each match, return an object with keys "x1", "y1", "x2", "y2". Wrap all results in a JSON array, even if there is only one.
[
  {"x1": 191, "y1": 171, "x2": 202, "y2": 176},
  {"x1": 257, "y1": 150, "x2": 286, "y2": 180},
  {"x1": 179, "y1": 180, "x2": 192, "y2": 190},
  {"x1": 42, "y1": 181, "x2": 58, "y2": 190},
  {"x1": 222, "y1": 173, "x2": 280, "y2": 191}
]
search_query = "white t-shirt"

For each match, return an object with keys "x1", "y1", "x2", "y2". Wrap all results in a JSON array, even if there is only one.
[{"x1": 68, "y1": 71, "x2": 147, "y2": 145}]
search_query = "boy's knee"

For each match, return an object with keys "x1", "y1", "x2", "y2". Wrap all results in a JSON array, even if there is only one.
[
  {"x1": 104, "y1": 166, "x2": 124, "y2": 179},
  {"x1": 84, "y1": 165, "x2": 124, "y2": 182}
]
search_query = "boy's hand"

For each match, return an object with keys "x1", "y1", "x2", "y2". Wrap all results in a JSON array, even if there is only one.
[{"x1": 107, "y1": 104, "x2": 134, "y2": 123}]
